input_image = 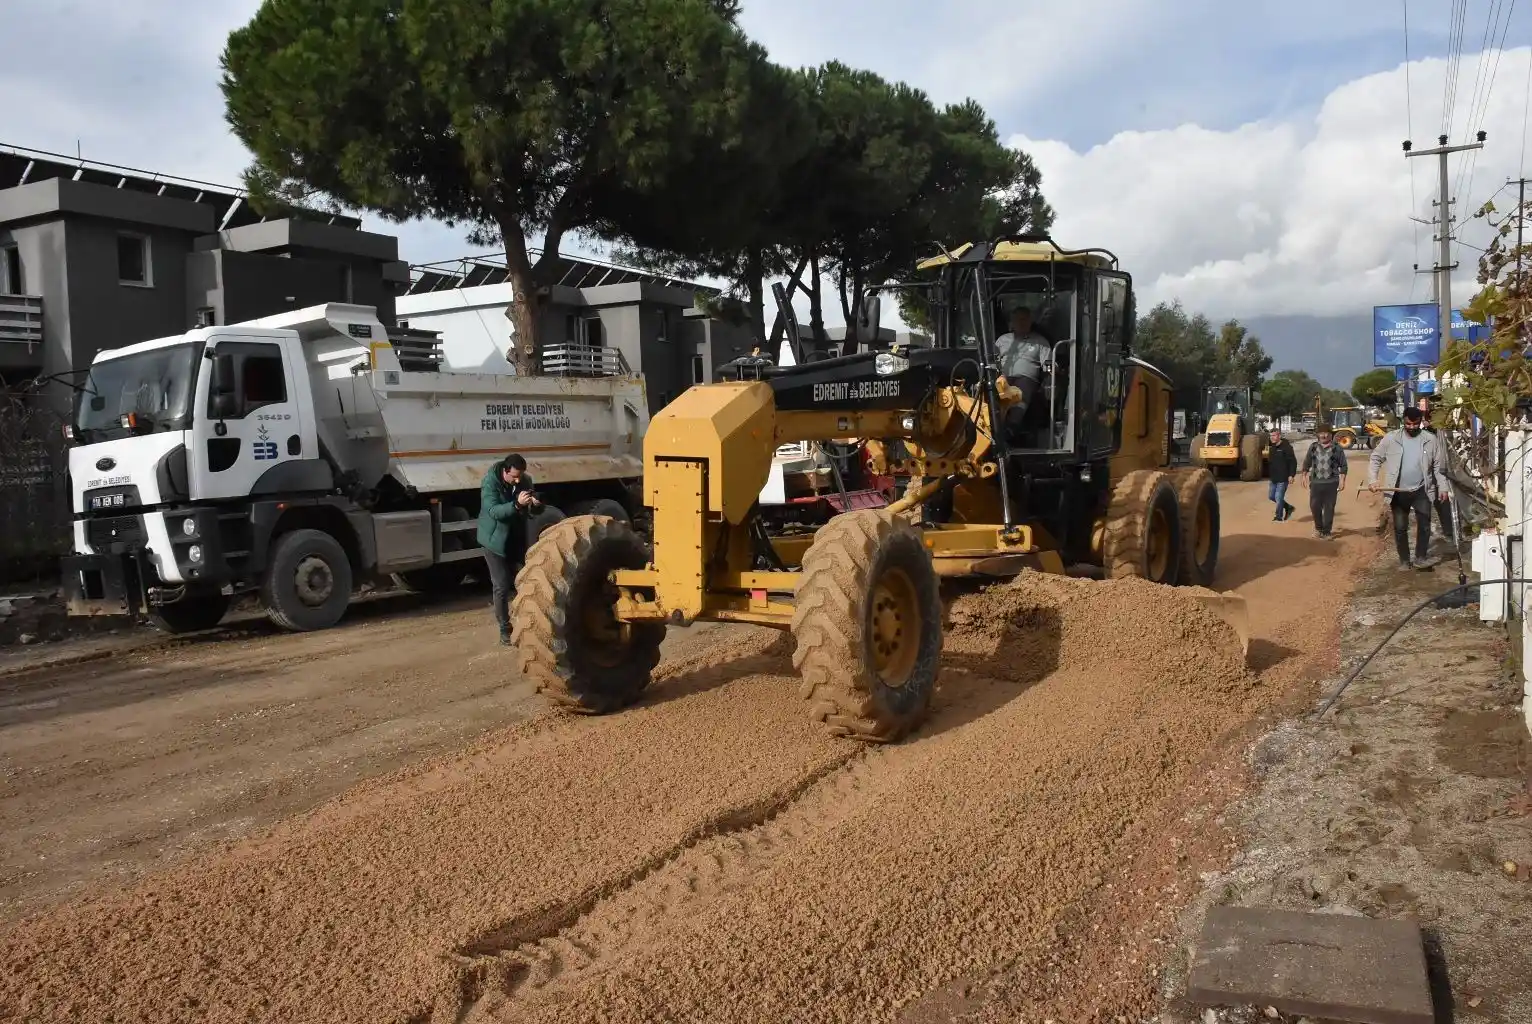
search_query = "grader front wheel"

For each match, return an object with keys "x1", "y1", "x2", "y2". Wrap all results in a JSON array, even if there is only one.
[
  {"x1": 790, "y1": 510, "x2": 944, "y2": 743},
  {"x1": 1104, "y1": 470, "x2": 1184, "y2": 585},
  {"x1": 511, "y1": 515, "x2": 665, "y2": 714}
]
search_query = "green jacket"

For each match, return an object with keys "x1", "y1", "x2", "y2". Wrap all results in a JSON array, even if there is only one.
[{"x1": 477, "y1": 467, "x2": 535, "y2": 556}]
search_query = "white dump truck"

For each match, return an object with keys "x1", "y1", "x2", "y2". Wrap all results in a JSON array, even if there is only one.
[{"x1": 61, "y1": 303, "x2": 647, "y2": 633}]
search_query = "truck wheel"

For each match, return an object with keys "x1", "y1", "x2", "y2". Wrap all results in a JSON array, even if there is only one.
[
  {"x1": 149, "y1": 591, "x2": 231, "y2": 634},
  {"x1": 512, "y1": 516, "x2": 664, "y2": 714},
  {"x1": 396, "y1": 505, "x2": 471, "y2": 594},
  {"x1": 1104, "y1": 469, "x2": 1183, "y2": 585},
  {"x1": 1238, "y1": 434, "x2": 1264, "y2": 481},
  {"x1": 261, "y1": 528, "x2": 354, "y2": 632},
  {"x1": 791, "y1": 510, "x2": 943, "y2": 743},
  {"x1": 564, "y1": 497, "x2": 630, "y2": 524},
  {"x1": 1167, "y1": 467, "x2": 1220, "y2": 586}
]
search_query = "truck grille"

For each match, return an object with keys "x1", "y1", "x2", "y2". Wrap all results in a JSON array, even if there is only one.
[
  {"x1": 1205, "y1": 431, "x2": 1232, "y2": 447},
  {"x1": 85, "y1": 514, "x2": 146, "y2": 552}
]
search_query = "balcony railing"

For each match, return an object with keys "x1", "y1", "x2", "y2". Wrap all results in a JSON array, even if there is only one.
[
  {"x1": 540, "y1": 343, "x2": 630, "y2": 378},
  {"x1": 0, "y1": 295, "x2": 42, "y2": 350}
]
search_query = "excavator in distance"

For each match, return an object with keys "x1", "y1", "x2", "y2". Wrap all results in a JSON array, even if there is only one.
[{"x1": 511, "y1": 236, "x2": 1251, "y2": 743}]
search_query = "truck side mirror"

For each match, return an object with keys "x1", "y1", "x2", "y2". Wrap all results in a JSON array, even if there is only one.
[{"x1": 211, "y1": 352, "x2": 237, "y2": 419}]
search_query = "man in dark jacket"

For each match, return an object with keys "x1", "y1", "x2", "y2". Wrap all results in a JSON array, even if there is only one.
[
  {"x1": 1301, "y1": 423, "x2": 1347, "y2": 540},
  {"x1": 477, "y1": 453, "x2": 545, "y2": 644},
  {"x1": 1266, "y1": 427, "x2": 1298, "y2": 521}
]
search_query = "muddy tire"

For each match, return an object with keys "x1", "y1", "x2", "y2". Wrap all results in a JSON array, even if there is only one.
[
  {"x1": 790, "y1": 510, "x2": 943, "y2": 743},
  {"x1": 1188, "y1": 434, "x2": 1206, "y2": 467},
  {"x1": 261, "y1": 529, "x2": 353, "y2": 632},
  {"x1": 564, "y1": 497, "x2": 630, "y2": 524},
  {"x1": 148, "y1": 591, "x2": 231, "y2": 634},
  {"x1": 511, "y1": 515, "x2": 664, "y2": 714},
  {"x1": 1104, "y1": 470, "x2": 1182, "y2": 585},
  {"x1": 1238, "y1": 433, "x2": 1264, "y2": 481},
  {"x1": 1167, "y1": 467, "x2": 1220, "y2": 587}
]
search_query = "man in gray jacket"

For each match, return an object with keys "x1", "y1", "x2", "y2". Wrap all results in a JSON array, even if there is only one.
[{"x1": 1368, "y1": 406, "x2": 1450, "y2": 569}]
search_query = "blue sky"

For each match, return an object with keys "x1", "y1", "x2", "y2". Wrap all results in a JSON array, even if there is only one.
[{"x1": 2, "y1": 0, "x2": 1530, "y2": 384}]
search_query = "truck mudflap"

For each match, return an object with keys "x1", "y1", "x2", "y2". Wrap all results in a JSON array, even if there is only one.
[{"x1": 61, "y1": 551, "x2": 152, "y2": 619}]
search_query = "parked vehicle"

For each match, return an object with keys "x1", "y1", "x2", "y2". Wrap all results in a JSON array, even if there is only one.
[{"x1": 61, "y1": 303, "x2": 647, "y2": 633}]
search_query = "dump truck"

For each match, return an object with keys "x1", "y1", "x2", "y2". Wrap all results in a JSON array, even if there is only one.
[
  {"x1": 61, "y1": 303, "x2": 647, "y2": 633},
  {"x1": 511, "y1": 235, "x2": 1250, "y2": 743},
  {"x1": 1189, "y1": 386, "x2": 1265, "y2": 480}
]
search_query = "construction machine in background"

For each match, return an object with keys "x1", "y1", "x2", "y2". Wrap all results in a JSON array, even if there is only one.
[
  {"x1": 1188, "y1": 386, "x2": 1266, "y2": 480},
  {"x1": 511, "y1": 236, "x2": 1250, "y2": 744},
  {"x1": 1315, "y1": 396, "x2": 1386, "y2": 450}
]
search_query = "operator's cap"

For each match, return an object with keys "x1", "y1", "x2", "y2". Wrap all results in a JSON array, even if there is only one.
[
  {"x1": 1317, "y1": 422, "x2": 1333, "y2": 434},
  {"x1": 1403, "y1": 406, "x2": 1424, "y2": 422}
]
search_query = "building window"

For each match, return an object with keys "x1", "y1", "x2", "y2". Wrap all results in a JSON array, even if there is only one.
[
  {"x1": 0, "y1": 245, "x2": 21, "y2": 294},
  {"x1": 656, "y1": 309, "x2": 670, "y2": 343},
  {"x1": 117, "y1": 233, "x2": 152, "y2": 287},
  {"x1": 194, "y1": 307, "x2": 216, "y2": 328},
  {"x1": 691, "y1": 354, "x2": 705, "y2": 384}
]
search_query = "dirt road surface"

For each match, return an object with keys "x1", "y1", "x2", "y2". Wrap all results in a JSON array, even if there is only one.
[{"x1": 0, "y1": 473, "x2": 1381, "y2": 1023}]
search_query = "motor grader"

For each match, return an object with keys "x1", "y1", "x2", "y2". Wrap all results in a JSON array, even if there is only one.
[{"x1": 510, "y1": 236, "x2": 1250, "y2": 743}]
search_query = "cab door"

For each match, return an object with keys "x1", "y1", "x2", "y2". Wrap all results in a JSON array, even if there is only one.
[
  {"x1": 190, "y1": 336, "x2": 310, "y2": 501},
  {"x1": 1086, "y1": 272, "x2": 1131, "y2": 458}
]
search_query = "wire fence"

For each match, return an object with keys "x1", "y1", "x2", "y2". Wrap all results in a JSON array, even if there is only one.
[{"x1": 0, "y1": 393, "x2": 69, "y2": 583}]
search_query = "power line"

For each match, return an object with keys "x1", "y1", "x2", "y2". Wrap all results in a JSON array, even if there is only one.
[
  {"x1": 1522, "y1": 24, "x2": 1532, "y2": 176},
  {"x1": 1461, "y1": 0, "x2": 1519, "y2": 217},
  {"x1": 1445, "y1": 0, "x2": 1470, "y2": 138},
  {"x1": 1407, "y1": 0, "x2": 1423, "y2": 299},
  {"x1": 1454, "y1": 0, "x2": 1506, "y2": 205}
]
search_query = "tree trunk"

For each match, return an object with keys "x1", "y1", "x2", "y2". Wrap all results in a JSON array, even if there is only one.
[
  {"x1": 500, "y1": 225, "x2": 543, "y2": 376},
  {"x1": 808, "y1": 252, "x2": 826, "y2": 353},
  {"x1": 768, "y1": 254, "x2": 810, "y2": 352},
  {"x1": 745, "y1": 248, "x2": 766, "y2": 347}
]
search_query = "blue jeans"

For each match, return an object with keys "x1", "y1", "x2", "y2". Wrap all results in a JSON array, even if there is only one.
[{"x1": 1268, "y1": 479, "x2": 1289, "y2": 517}]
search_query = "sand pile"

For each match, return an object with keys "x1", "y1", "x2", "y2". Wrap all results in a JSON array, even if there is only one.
[{"x1": 944, "y1": 572, "x2": 1254, "y2": 702}]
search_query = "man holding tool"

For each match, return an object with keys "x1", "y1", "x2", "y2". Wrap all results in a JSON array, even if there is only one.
[{"x1": 1367, "y1": 406, "x2": 1450, "y2": 570}]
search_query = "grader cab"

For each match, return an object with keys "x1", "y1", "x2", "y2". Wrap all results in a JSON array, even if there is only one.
[{"x1": 511, "y1": 236, "x2": 1249, "y2": 743}]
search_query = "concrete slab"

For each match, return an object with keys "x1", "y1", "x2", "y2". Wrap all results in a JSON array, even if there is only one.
[{"x1": 1186, "y1": 906, "x2": 1434, "y2": 1024}]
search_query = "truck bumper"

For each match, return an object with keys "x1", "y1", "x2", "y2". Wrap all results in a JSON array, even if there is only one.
[{"x1": 61, "y1": 551, "x2": 154, "y2": 618}]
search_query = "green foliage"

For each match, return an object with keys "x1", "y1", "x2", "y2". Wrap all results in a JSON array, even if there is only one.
[
  {"x1": 1439, "y1": 197, "x2": 1532, "y2": 428},
  {"x1": 221, "y1": 0, "x2": 764, "y2": 371},
  {"x1": 1257, "y1": 375, "x2": 1308, "y2": 418},
  {"x1": 1131, "y1": 301, "x2": 1271, "y2": 408},
  {"x1": 1351, "y1": 368, "x2": 1398, "y2": 409}
]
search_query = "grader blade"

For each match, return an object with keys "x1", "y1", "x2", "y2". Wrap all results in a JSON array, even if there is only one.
[{"x1": 1181, "y1": 588, "x2": 1251, "y2": 660}]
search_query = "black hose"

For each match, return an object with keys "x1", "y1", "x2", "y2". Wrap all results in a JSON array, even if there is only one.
[{"x1": 1312, "y1": 575, "x2": 1527, "y2": 718}]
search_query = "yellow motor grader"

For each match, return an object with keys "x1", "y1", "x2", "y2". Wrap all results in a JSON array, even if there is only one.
[{"x1": 511, "y1": 236, "x2": 1250, "y2": 743}]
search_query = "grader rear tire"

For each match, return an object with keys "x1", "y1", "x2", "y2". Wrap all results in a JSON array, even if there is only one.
[
  {"x1": 790, "y1": 510, "x2": 943, "y2": 743},
  {"x1": 511, "y1": 515, "x2": 664, "y2": 715},
  {"x1": 1104, "y1": 470, "x2": 1183, "y2": 585},
  {"x1": 1166, "y1": 467, "x2": 1220, "y2": 587},
  {"x1": 1238, "y1": 434, "x2": 1264, "y2": 481}
]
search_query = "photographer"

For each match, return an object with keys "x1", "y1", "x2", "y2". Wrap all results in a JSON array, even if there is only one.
[{"x1": 477, "y1": 453, "x2": 548, "y2": 644}]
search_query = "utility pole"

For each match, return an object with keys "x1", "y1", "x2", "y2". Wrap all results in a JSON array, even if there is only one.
[
  {"x1": 1404, "y1": 131, "x2": 1486, "y2": 356},
  {"x1": 1511, "y1": 176, "x2": 1532, "y2": 281}
]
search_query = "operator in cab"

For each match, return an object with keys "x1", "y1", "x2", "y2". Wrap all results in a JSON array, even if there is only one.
[{"x1": 995, "y1": 305, "x2": 1050, "y2": 441}]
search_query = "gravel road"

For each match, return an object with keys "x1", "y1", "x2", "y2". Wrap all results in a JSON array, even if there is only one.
[{"x1": 0, "y1": 474, "x2": 1379, "y2": 1023}]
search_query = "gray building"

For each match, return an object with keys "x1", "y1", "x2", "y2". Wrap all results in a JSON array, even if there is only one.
[
  {"x1": 399, "y1": 254, "x2": 758, "y2": 413},
  {"x1": 0, "y1": 144, "x2": 408, "y2": 402}
]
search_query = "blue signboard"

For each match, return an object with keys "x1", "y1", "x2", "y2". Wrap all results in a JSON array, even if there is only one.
[
  {"x1": 1451, "y1": 308, "x2": 1488, "y2": 342},
  {"x1": 1373, "y1": 304, "x2": 1441, "y2": 367}
]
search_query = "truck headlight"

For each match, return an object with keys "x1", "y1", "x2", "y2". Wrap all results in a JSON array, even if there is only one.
[
  {"x1": 900, "y1": 414, "x2": 917, "y2": 432},
  {"x1": 187, "y1": 545, "x2": 203, "y2": 564},
  {"x1": 875, "y1": 353, "x2": 909, "y2": 375},
  {"x1": 181, "y1": 518, "x2": 197, "y2": 538}
]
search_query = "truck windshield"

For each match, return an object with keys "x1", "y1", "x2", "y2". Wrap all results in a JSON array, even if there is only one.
[{"x1": 75, "y1": 342, "x2": 203, "y2": 444}]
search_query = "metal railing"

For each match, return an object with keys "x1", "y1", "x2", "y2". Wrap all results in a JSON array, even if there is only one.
[
  {"x1": 540, "y1": 343, "x2": 630, "y2": 378},
  {"x1": 0, "y1": 294, "x2": 42, "y2": 349}
]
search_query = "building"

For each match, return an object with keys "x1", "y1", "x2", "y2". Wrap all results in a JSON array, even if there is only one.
[
  {"x1": 397, "y1": 253, "x2": 757, "y2": 412},
  {"x1": 0, "y1": 143, "x2": 409, "y2": 401}
]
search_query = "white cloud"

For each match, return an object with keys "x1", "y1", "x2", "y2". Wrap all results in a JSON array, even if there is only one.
[{"x1": 1012, "y1": 47, "x2": 1532, "y2": 320}]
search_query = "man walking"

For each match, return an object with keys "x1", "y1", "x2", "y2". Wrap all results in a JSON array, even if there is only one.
[
  {"x1": 478, "y1": 453, "x2": 543, "y2": 644},
  {"x1": 1301, "y1": 423, "x2": 1347, "y2": 540},
  {"x1": 1266, "y1": 427, "x2": 1297, "y2": 521},
  {"x1": 1368, "y1": 406, "x2": 1450, "y2": 570}
]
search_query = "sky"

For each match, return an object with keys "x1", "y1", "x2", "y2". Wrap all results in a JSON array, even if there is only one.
[{"x1": 2, "y1": 0, "x2": 1531, "y2": 385}]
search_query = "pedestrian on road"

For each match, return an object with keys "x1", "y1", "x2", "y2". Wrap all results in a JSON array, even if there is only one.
[
  {"x1": 1417, "y1": 398, "x2": 1458, "y2": 544},
  {"x1": 478, "y1": 453, "x2": 543, "y2": 644},
  {"x1": 1368, "y1": 406, "x2": 1450, "y2": 570},
  {"x1": 1266, "y1": 427, "x2": 1298, "y2": 521},
  {"x1": 1301, "y1": 423, "x2": 1347, "y2": 540}
]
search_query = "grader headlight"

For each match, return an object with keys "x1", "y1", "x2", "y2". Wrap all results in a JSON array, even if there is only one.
[{"x1": 875, "y1": 352, "x2": 909, "y2": 375}]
